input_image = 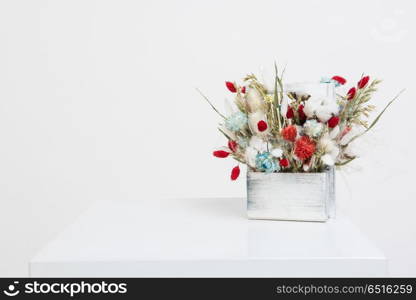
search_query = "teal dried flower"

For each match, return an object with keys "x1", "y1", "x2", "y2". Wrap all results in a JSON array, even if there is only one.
[
  {"x1": 255, "y1": 152, "x2": 279, "y2": 173},
  {"x1": 225, "y1": 111, "x2": 248, "y2": 132}
]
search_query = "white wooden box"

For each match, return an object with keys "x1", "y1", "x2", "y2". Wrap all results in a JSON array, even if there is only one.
[{"x1": 247, "y1": 169, "x2": 335, "y2": 222}]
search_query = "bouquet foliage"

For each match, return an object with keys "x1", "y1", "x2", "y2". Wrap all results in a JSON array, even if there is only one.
[{"x1": 200, "y1": 66, "x2": 402, "y2": 180}]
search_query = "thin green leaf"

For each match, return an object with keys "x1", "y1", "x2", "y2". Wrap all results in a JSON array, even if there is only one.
[
  {"x1": 274, "y1": 61, "x2": 284, "y2": 130},
  {"x1": 273, "y1": 62, "x2": 279, "y2": 105},
  {"x1": 218, "y1": 127, "x2": 232, "y2": 140},
  {"x1": 348, "y1": 89, "x2": 405, "y2": 144},
  {"x1": 335, "y1": 157, "x2": 356, "y2": 166}
]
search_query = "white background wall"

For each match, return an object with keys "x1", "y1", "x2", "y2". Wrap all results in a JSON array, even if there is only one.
[{"x1": 0, "y1": 0, "x2": 415, "y2": 276}]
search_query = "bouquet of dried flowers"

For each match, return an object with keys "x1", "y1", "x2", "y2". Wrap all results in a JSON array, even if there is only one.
[{"x1": 200, "y1": 65, "x2": 403, "y2": 180}]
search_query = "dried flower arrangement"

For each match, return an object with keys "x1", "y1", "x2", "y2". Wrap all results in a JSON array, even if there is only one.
[{"x1": 200, "y1": 65, "x2": 403, "y2": 180}]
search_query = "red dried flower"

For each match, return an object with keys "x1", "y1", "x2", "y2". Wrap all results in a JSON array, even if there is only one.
[
  {"x1": 228, "y1": 140, "x2": 238, "y2": 152},
  {"x1": 331, "y1": 76, "x2": 347, "y2": 85},
  {"x1": 298, "y1": 104, "x2": 306, "y2": 123},
  {"x1": 327, "y1": 116, "x2": 340, "y2": 128},
  {"x1": 357, "y1": 76, "x2": 370, "y2": 89},
  {"x1": 225, "y1": 81, "x2": 237, "y2": 93},
  {"x1": 231, "y1": 165, "x2": 240, "y2": 180},
  {"x1": 213, "y1": 150, "x2": 230, "y2": 158},
  {"x1": 294, "y1": 136, "x2": 316, "y2": 161},
  {"x1": 279, "y1": 158, "x2": 290, "y2": 168},
  {"x1": 286, "y1": 106, "x2": 294, "y2": 119},
  {"x1": 281, "y1": 125, "x2": 297, "y2": 142},
  {"x1": 257, "y1": 120, "x2": 268, "y2": 132},
  {"x1": 241, "y1": 86, "x2": 246, "y2": 94},
  {"x1": 347, "y1": 87, "x2": 356, "y2": 100}
]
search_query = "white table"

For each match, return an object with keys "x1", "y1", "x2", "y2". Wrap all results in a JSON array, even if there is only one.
[{"x1": 30, "y1": 198, "x2": 387, "y2": 277}]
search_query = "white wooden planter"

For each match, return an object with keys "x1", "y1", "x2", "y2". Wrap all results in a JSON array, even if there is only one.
[{"x1": 246, "y1": 169, "x2": 335, "y2": 222}]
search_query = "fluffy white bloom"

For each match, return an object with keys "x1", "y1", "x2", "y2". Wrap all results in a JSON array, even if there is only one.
[
  {"x1": 270, "y1": 148, "x2": 283, "y2": 158},
  {"x1": 316, "y1": 104, "x2": 338, "y2": 123},
  {"x1": 303, "y1": 119, "x2": 324, "y2": 137},
  {"x1": 303, "y1": 99, "x2": 319, "y2": 118},
  {"x1": 321, "y1": 154, "x2": 335, "y2": 166},
  {"x1": 245, "y1": 136, "x2": 268, "y2": 168},
  {"x1": 329, "y1": 125, "x2": 340, "y2": 139},
  {"x1": 245, "y1": 88, "x2": 264, "y2": 112},
  {"x1": 320, "y1": 134, "x2": 339, "y2": 155},
  {"x1": 245, "y1": 146, "x2": 257, "y2": 168},
  {"x1": 249, "y1": 136, "x2": 268, "y2": 152},
  {"x1": 248, "y1": 111, "x2": 270, "y2": 135},
  {"x1": 303, "y1": 95, "x2": 339, "y2": 122},
  {"x1": 318, "y1": 133, "x2": 340, "y2": 166}
]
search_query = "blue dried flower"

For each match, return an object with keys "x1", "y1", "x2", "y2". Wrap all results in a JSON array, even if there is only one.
[
  {"x1": 255, "y1": 152, "x2": 279, "y2": 173},
  {"x1": 225, "y1": 111, "x2": 248, "y2": 132}
]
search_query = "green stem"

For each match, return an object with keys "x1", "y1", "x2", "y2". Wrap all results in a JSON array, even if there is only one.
[
  {"x1": 196, "y1": 88, "x2": 226, "y2": 119},
  {"x1": 347, "y1": 89, "x2": 404, "y2": 144}
]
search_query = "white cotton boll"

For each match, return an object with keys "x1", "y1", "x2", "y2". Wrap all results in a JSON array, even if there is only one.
[
  {"x1": 329, "y1": 125, "x2": 340, "y2": 139},
  {"x1": 318, "y1": 133, "x2": 336, "y2": 154},
  {"x1": 245, "y1": 146, "x2": 258, "y2": 168},
  {"x1": 249, "y1": 136, "x2": 267, "y2": 152},
  {"x1": 246, "y1": 88, "x2": 264, "y2": 112},
  {"x1": 303, "y1": 98, "x2": 318, "y2": 118},
  {"x1": 321, "y1": 154, "x2": 335, "y2": 166},
  {"x1": 304, "y1": 95, "x2": 339, "y2": 122},
  {"x1": 323, "y1": 101, "x2": 339, "y2": 118},
  {"x1": 331, "y1": 145, "x2": 340, "y2": 158},
  {"x1": 248, "y1": 111, "x2": 269, "y2": 135},
  {"x1": 316, "y1": 102, "x2": 339, "y2": 123},
  {"x1": 327, "y1": 102, "x2": 340, "y2": 115},
  {"x1": 315, "y1": 107, "x2": 333, "y2": 123},
  {"x1": 318, "y1": 133, "x2": 340, "y2": 165},
  {"x1": 271, "y1": 148, "x2": 283, "y2": 158}
]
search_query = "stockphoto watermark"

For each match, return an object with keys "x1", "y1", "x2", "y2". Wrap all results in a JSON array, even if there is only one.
[{"x1": 2, "y1": 280, "x2": 127, "y2": 297}]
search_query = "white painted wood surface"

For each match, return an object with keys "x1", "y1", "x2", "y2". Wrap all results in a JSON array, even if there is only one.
[
  {"x1": 30, "y1": 198, "x2": 387, "y2": 277},
  {"x1": 247, "y1": 169, "x2": 335, "y2": 221}
]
